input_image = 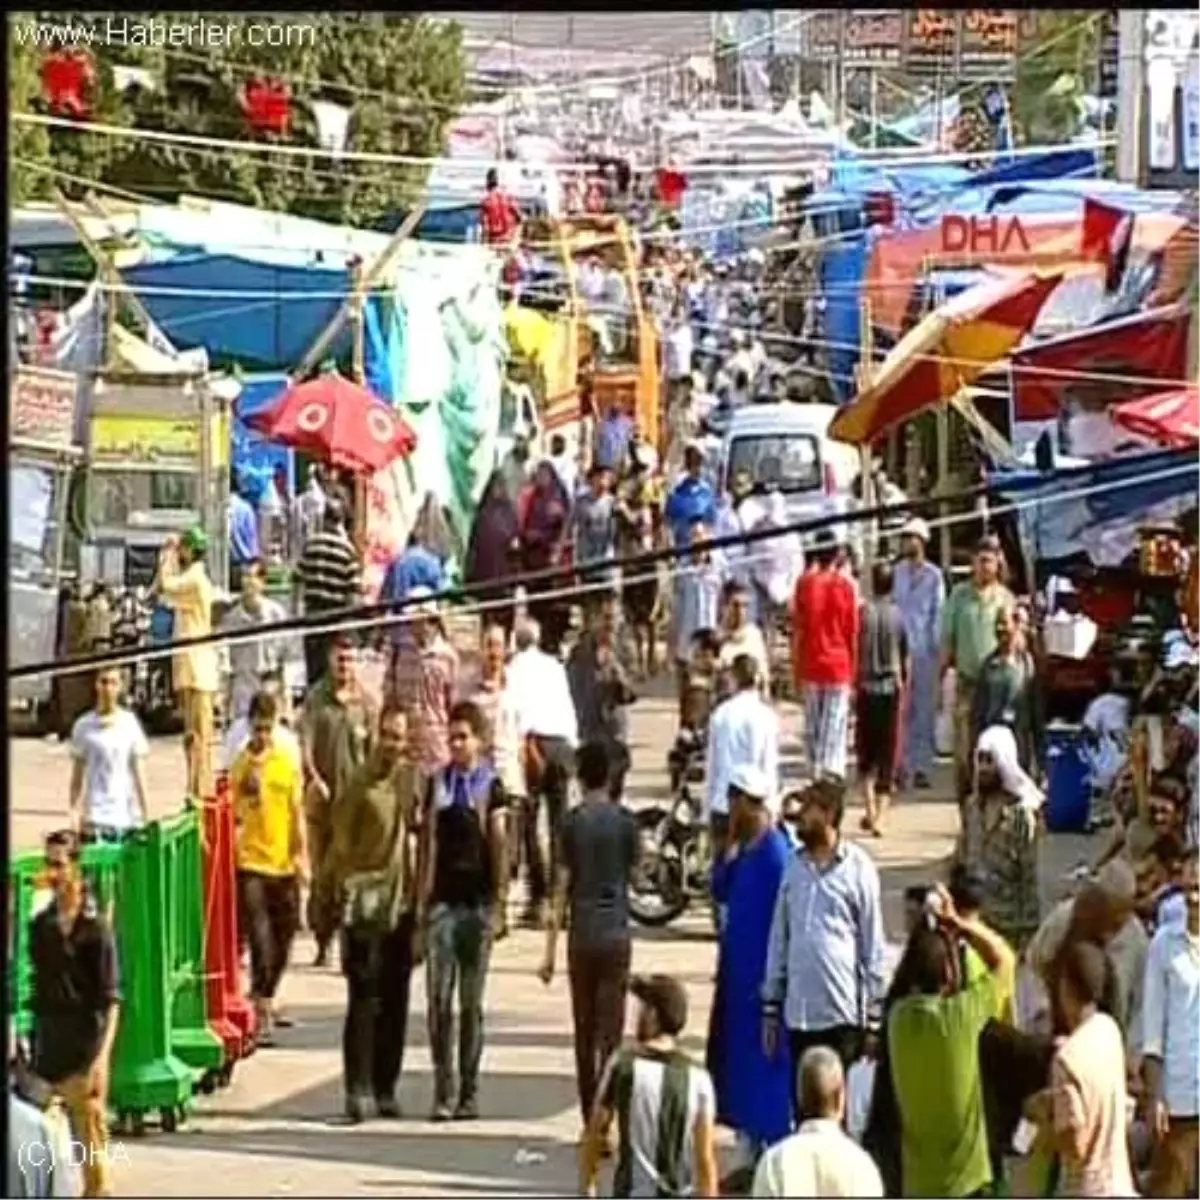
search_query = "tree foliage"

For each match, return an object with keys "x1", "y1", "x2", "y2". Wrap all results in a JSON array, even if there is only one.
[
  {"x1": 1010, "y1": 11, "x2": 1100, "y2": 145},
  {"x1": 9, "y1": 12, "x2": 467, "y2": 226}
]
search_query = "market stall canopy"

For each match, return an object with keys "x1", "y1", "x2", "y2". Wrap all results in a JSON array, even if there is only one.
[
  {"x1": 248, "y1": 370, "x2": 417, "y2": 474},
  {"x1": 865, "y1": 208, "x2": 1190, "y2": 337},
  {"x1": 1111, "y1": 386, "x2": 1200, "y2": 449},
  {"x1": 830, "y1": 270, "x2": 1062, "y2": 446}
]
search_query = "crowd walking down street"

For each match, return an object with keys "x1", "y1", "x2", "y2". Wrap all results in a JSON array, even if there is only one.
[{"x1": 8, "y1": 35, "x2": 1200, "y2": 1200}]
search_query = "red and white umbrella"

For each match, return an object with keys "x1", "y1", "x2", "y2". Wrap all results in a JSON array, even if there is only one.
[{"x1": 247, "y1": 370, "x2": 417, "y2": 473}]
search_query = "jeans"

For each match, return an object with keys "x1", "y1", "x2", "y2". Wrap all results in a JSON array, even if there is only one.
[
  {"x1": 236, "y1": 871, "x2": 299, "y2": 1000},
  {"x1": 524, "y1": 735, "x2": 574, "y2": 910},
  {"x1": 341, "y1": 915, "x2": 415, "y2": 1105},
  {"x1": 426, "y1": 904, "x2": 492, "y2": 1108},
  {"x1": 567, "y1": 939, "x2": 631, "y2": 1123}
]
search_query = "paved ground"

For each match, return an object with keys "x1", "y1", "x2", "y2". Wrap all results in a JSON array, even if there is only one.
[{"x1": 10, "y1": 680, "x2": 1095, "y2": 1196}]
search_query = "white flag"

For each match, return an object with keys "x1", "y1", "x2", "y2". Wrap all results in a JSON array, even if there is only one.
[
  {"x1": 112, "y1": 65, "x2": 157, "y2": 94},
  {"x1": 311, "y1": 100, "x2": 352, "y2": 159}
]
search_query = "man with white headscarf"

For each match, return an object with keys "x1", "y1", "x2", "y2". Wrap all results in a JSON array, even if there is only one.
[{"x1": 962, "y1": 724, "x2": 1043, "y2": 952}]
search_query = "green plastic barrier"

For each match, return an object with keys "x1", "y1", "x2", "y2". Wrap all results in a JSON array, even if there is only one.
[
  {"x1": 160, "y1": 809, "x2": 224, "y2": 1079},
  {"x1": 9, "y1": 849, "x2": 46, "y2": 1038},
  {"x1": 108, "y1": 826, "x2": 194, "y2": 1131}
]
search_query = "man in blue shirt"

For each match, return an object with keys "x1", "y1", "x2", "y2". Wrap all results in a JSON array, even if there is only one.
[
  {"x1": 381, "y1": 530, "x2": 446, "y2": 608},
  {"x1": 665, "y1": 443, "x2": 718, "y2": 548},
  {"x1": 593, "y1": 400, "x2": 633, "y2": 474},
  {"x1": 227, "y1": 473, "x2": 260, "y2": 590}
]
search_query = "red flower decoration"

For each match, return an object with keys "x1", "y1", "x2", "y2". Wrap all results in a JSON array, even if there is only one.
[
  {"x1": 241, "y1": 78, "x2": 291, "y2": 135},
  {"x1": 41, "y1": 49, "x2": 94, "y2": 118}
]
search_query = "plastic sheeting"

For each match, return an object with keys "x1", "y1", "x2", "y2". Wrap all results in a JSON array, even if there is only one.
[
  {"x1": 231, "y1": 374, "x2": 293, "y2": 501},
  {"x1": 360, "y1": 253, "x2": 507, "y2": 598}
]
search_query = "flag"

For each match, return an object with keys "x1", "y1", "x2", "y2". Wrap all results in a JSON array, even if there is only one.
[
  {"x1": 1082, "y1": 197, "x2": 1134, "y2": 293},
  {"x1": 311, "y1": 100, "x2": 351, "y2": 159},
  {"x1": 1010, "y1": 305, "x2": 1191, "y2": 422}
]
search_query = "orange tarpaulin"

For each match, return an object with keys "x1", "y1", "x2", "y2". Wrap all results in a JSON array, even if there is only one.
[
  {"x1": 831, "y1": 270, "x2": 1062, "y2": 447},
  {"x1": 865, "y1": 211, "x2": 1190, "y2": 337}
]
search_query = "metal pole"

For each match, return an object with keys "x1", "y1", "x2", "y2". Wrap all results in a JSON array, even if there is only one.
[
  {"x1": 291, "y1": 205, "x2": 425, "y2": 381},
  {"x1": 1116, "y1": 10, "x2": 1146, "y2": 184}
]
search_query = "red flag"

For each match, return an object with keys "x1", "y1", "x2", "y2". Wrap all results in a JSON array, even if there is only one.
[
  {"x1": 1010, "y1": 305, "x2": 1190, "y2": 421},
  {"x1": 1081, "y1": 197, "x2": 1134, "y2": 293},
  {"x1": 655, "y1": 168, "x2": 687, "y2": 208},
  {"x1": 241, "y1": 78, "x2": 291, "y2": 135},
  {"x1": 41, "y1": 50, "x2": 94, "y2": 117}
]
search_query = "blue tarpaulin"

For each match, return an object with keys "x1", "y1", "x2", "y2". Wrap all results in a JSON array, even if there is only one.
[
  {"x1": 122, "y1": 255, "x2": 350, "y2": 370},
  {"x1": 991, "y1": 448, "x2": 1197, "y2": 517},
  {"x1": 231, "y1": 374, "x2": 293, "y2": 501}
]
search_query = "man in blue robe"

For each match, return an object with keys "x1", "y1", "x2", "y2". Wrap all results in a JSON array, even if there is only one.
[{"x1": 706, "y1": 763, "x2": 793, "y2": 1185}]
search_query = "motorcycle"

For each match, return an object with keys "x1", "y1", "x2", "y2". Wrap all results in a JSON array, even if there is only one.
[{"x1": 630, "y1": 757, "x2": 711, "y2": 929}]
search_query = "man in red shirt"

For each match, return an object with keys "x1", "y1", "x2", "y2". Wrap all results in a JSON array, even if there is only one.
[
  {"x1": 480, "y1": 168, "x2": 521, "y2": 247},
  {"x1": 791, "y1": 529, "x2": 859, "y2": 780}
]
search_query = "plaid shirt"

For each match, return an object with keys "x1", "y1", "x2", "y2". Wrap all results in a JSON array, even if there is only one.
[{"x1": 387, "y1": 638, "x2": 459, "y2": 775}]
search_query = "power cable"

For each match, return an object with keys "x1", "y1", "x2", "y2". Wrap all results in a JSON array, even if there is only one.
[{"x1": 13, "y1": 454, "x2": 1195, "y2": 682}]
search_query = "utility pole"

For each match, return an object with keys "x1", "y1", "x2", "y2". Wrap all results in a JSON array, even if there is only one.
[{"x1": 1116, "y1": 10, "x2": 1146, "y2": 183}]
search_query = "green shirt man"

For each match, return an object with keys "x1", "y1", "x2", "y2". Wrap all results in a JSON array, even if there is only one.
[
  {"x1": 940, "y1": 578, "x2": 1015, "y2": 686},
  {"x1": 888, "y1": 969, "x2": 999, "y2": 1198}
]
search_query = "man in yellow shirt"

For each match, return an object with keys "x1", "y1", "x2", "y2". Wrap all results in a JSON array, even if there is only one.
[
  {"x1": 155, "y1": 527, "x2": 220, "y2": 799},
  {"x1": 232, "y1": 689, "x2": 308, "y2": 1046}
]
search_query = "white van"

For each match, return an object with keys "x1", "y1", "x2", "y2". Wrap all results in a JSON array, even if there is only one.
[{"x1": 716, "y1": 402, "x2": 863, "y2": 551}]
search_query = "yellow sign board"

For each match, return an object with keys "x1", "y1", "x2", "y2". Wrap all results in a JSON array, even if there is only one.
[{"x1": 90, "y1": 414, "x2": 229, "y2": 468}]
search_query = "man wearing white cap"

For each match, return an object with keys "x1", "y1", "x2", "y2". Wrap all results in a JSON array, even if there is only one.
[
  {"x1": 893, "y1": 516, "x2": 945, "y2": 789},
  {"x1": 705, "y1": 654, "x2": 780, "y2": 866}
]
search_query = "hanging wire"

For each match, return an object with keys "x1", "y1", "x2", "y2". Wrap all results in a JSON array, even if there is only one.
[{"x1": 14, "y1": 455, "x2": 1196, "y2": 683}]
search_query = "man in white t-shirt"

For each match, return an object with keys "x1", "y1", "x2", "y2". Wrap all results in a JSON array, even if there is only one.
[{"x1": 68, "y1": 665, "x2": 150, "y2": 840}]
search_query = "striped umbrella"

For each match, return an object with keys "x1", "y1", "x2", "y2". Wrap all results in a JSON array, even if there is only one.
[{"x1": 830, "y1": 270, "x2": 1063, "y2": 446}]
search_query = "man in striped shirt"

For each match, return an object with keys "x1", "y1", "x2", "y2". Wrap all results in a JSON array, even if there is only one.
[
  {"x1": 296, "y1": 500, "x2": 361, "y2": 687},
  {"x1": 581, "y1": 974, "x2": 719, "y2": 1199}
]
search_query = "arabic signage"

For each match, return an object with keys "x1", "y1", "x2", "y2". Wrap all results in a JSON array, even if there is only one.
[
  {"x1": 91, "y1": 415, "x2": 229, "y2": 468},
  {"x1": 1098, "y1": 9, "x2": 1120, "y2": 100},
  {"x1": 842, "y1": 10, "x2": 904, "y2": 67},
  {"x1": 957, "y1": 10, "x2": 1019, "y2": 79},
  {"x1": 11, "y1": 366, "x2": 78, "y2": 449},
  {"x1": 904, "y1": 9, "x2": 958, "y2": 75}
]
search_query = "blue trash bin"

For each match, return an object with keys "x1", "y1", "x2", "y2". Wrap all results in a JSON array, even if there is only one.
[{"x1": 1045, "y1": 724, "x2": 1091, "y2": 833}]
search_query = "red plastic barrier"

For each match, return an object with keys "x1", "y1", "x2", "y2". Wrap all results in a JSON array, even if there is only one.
[{"x1": 202, "y1": 774, "x2": 256, "y2": 1068}]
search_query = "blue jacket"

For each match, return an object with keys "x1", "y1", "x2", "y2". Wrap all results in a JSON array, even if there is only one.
[{"x1": 665, "y1": 476, "x2": 718, "y2": 546}]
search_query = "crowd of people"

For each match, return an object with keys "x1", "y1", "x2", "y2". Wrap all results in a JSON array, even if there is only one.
[{"x1": 15, "y1": 338, "x2": 1200, "y2": 1200}]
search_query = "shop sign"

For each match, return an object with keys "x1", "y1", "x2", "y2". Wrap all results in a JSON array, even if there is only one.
[
  {"x1": 11, "y1": 366, "x2": 78, "y2": 448},
  {"x1": 904, "y1": 9, "x2": 958, "y2": 75},
  {"x1": 1097, "y1": 9, "x2": 1120, "y2": 100},
  {"x1": 806, "y1": 11, "x2": 843, "y2": 59},
  {"x1": 842, "y1": 10, "x2": 904, "y2": 66},
  {"x1": 941, "y1": 214, "x2": 1032, "y2": 256},
  {"x1": 957, "y1": 10, "x2": 1019, "y2": 80}
]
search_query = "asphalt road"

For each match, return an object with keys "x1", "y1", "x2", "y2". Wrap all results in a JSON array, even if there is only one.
[{"x1": 9, "y1": 679, "x2": 1092, "y2": 1197}]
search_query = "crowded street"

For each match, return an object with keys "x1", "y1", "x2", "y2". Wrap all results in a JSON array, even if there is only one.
[
  {"x1": 12, "y1": 683, "x2": 1096, "y2": 1197},
  {"x1": 8, "y1": 9, "x2": 1200, "y2": 1200}
]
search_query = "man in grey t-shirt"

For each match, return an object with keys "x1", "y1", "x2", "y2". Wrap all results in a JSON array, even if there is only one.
[{"x1": 539, "y1": 741, "x2": 640, "y2": 1128}]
